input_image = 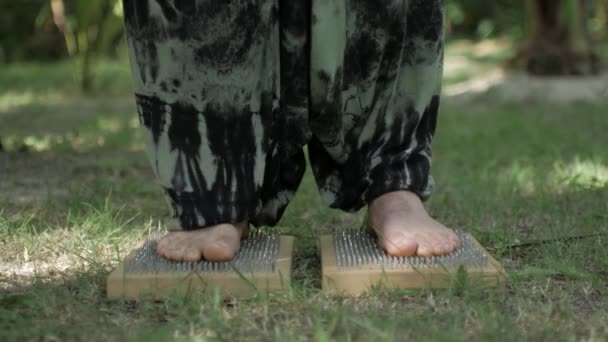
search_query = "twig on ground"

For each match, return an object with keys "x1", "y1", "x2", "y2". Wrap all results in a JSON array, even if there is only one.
[{"x1": 489, "y1": 232, "x2": 607, "y2": 254}]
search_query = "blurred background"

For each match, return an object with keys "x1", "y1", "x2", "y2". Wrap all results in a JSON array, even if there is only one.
[{"x1": 1, "y1": 0, "x2": 607, "y2": 94}]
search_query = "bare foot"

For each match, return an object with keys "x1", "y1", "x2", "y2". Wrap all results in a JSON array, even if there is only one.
[
  {"x1": 156, "y1": 222, "x2": 248, "y2": 262},
  {"x1": 368, "y1": 191, "x2": 459, "y2": 257}
]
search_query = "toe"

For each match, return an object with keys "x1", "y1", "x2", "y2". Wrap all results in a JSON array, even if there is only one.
[
  {"x1": 430, "y1": 235, "x2": 447, "y2": 255},
  {"x1": 440, "y1": 234, "x2": 456, "y2": 253},
  {"x1": 182, "y1": 248, "x2": 203, "y2": 262},
  {"x1": 381, "y1": 235, "x2": 418, "y2": 257},
  {"x1": 156, "y1": 236, "x2": 172, "y2": 256},
  {"x1": 168, "y1": 244, "x2": 192, "y2": 261},
  {"x1": 443, "y1": 240, "x2": 455, "y2": 254},
  {"x1": 157, "y1": 233, "x2": 181, "y2": 251},
  {"x1": 164, "y1": 247, "x2": 181, "y2": 261},
  {"x1": 451, "y1": 234, "x2": 460, "y2": 249},
  {"x1": 156, "y1": 241, "x2": 165, "y2": 256},
  {"x1": 417, "y1": 245, "x2": 432, "y2": 257},
  {"x1": 416, "y1": 239, "x2": 434, "y2": 257},
  {"x1": 203, "y1": 241, "x2": 238, "y2": 262},
  {"x1": 157, "y1": 236, "x2": 168, "y2": 250}
]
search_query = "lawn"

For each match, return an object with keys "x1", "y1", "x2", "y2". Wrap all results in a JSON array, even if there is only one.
[{"x1": 1, "y1": 44, "x2": 607, "y2": 341}]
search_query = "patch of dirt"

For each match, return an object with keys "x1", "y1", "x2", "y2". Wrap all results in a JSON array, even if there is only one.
[
  {"x1": 0, "y1": 255, "x2": 81, "y2": 291},
  {"x1": 1, "y1": 154, "x2": 56, "y2": 208},
  {"x1": 0, "y1": 150, "x2": 153, "y2": 209},
  {"x1": 0, "y1": 152, "x2": 78, "y2": 207},
  {"x1": 444, "y1": 70, "x2": 608, "y2": 104}
]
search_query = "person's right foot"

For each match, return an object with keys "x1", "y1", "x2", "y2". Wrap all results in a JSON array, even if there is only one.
[
  {"x1": 156, "y1": 221, "x2": 248, "y2": 262},
  {"x1": 367, "y1": 191, "x2": 459, "y2": 257}
]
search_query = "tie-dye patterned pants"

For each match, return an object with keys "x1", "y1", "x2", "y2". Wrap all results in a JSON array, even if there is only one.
[{"x1": 122, "y1": 0, "x2": 444, "y2": 229}]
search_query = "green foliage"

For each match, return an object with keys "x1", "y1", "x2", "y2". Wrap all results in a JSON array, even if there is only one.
[
  {"x1": 446, "y1": 0, "x2": 528, "y2": 39},
  {"x1": 0, "y1": 0, "x2": 60, "y2": 63},
  {"x1": 446, "y1": 0, "x2": 608, "y2": 41},
  {"x1": 0, "y1": 0, "x2": 126, "y2": 91},
  {"x1": 0, "y1": 1, "x2": 605, "y2": 89},
  {"x1": 2, "y1": 0, "x2": 607, "y2": 65},
  {"x1": 61, "y1": 0, "x2": 124, "y2": 57},
  {"x1": 0, "y1": 0, "x2": 124, "y2": 64}
]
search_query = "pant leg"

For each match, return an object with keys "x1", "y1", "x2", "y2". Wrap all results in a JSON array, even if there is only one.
[
  {"x1": 254, "y1": 0, "x2": 312, "y2": 225},
  {"x1": 308, "y1": 0, "x2": 445, "y2": 211},
  {"x1": 122, "y1": 0, "x2": 307, "y2": 229}
]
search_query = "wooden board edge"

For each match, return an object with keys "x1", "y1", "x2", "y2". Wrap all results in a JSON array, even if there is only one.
[
  {"x1": 106, "y1": 244, "x2": 145, "y2": 300},
  {"x1": 106, "y1": 260, "x2": 127, "y2": 300},
  {"x1": 320, "y1": 233, "x2": 507, "y2": 295},
  {"x1": 320, "y1": 235, "x2": 338, "y2": 291},
  {"x1": 322, "y1": 266, "x2": 503, "y2": 296},
  {"x1": 466, "y1": 233, "x2": 508, "y2": 285},
  {"x1": 275, "y1": 235, "x2": 295, "y2": 290},
  {"x1": 107, "y1": 234, "x2": 296, "y2": 300},
  {"x1": 320, "y1": 235, "x2": 336, "y2": 270}
]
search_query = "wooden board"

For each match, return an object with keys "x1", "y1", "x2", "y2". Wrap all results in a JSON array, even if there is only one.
[
  {"x1": 107, "y1": 236, "x2": 294, "y2": 301},
  {"x1": 320, "y1": 234, "x2": 506, "y2": 295}
]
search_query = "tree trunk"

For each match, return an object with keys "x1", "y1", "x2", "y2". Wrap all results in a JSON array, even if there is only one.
[
  {"x1": 81, "y1": 1, "x2": 113, "y2": 93},
  {"x1": 509, "y1": 0, "x2": 600, "y2": 75}
]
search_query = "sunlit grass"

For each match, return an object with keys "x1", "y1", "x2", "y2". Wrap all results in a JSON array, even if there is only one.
[
  {"x1": 443, "y1": 37, "x2": 514, "y2": 86},
  {"x1": 1, "y1": 128, "x2": 141, "y2": 152},
  {"x1": 0, "y1": 57, "x2": 132, "y2": 98},
  {"x1": 496, "y1": 161, "x2": 537, "y2": 195},
  {"x1": 1, "y1": 106, "x2": 143, "y2": 152},
  {"x1": 0, "y1": 91, "x2": 36, "y2": 112},
  {"x1": 0, "y1": 197, "x2": 149, "y2": 293},
  {"x1": 550, "y1": 158, "x2": 608, "y2": 191},
  {"x1": 493, "y1": 158, "x2": 608, "y2": 196},
  {"x1": 0, "y1": 90, "x2": 69, "y2": 115}
]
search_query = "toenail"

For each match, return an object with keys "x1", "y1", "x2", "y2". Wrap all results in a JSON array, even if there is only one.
[
  {"x1": 185, "y1": 250, "x2": 201, "y2": 262},
  {"x1": 385, "y1": 243, "x2": 401, "y2": 255},
  {"x1": 417, "y1": 246, "x2": 430, "y2": 256},
  {"x1": 434, "y1": 245, "x2": 446, "y2": 255}
]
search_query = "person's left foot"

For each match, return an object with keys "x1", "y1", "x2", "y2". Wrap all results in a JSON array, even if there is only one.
[
  {"x1": 367, "y1": 191, "x2": 460, "y2": 257},
  {"x1": 156, "y1": 222, "x2": 248, "y2": 262}
]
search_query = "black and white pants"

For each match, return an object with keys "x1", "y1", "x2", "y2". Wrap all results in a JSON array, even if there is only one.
[{"x1": 122, "y1": 0, "x2": 445, "y2": 229}]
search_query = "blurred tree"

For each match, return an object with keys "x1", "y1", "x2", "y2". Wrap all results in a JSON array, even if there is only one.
[
  {"x1": 0, "y1": 0, "x2": 124, "y2": 91},
  {"x1": 446, "y1": 0, "x2": 527, "y2": 39},
  {"x1": 57, "y1": 0, "x2": 125, "y2": 92},
  {"x1": 1, "y1": 0, "x2": 606, "y2": 79},
  {"x1": 0, "y1": 0, "x2": 67, "y2": 62},
  {"x1": 510, "y1": 0, "x2": 600, "y2": 75}
]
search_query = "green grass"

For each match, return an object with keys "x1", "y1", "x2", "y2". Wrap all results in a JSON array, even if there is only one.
[
  {"x1": 442, "y1": 38, "x2": 514, "y2": 86},
  {"x1": 1, "y1": 52, "x2": 607, "y2": 341}
]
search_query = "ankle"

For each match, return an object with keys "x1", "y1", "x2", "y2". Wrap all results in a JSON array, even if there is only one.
[{"x1": 370, "y1": 190, "x2": 424, "y2": 211}]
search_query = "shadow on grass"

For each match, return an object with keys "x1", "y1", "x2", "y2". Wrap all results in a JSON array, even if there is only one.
[{"x1": 0, "y1": 59, "x2": 132, "y2": 97}]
